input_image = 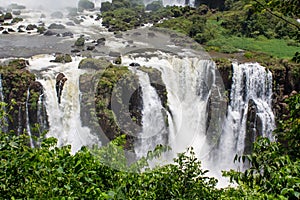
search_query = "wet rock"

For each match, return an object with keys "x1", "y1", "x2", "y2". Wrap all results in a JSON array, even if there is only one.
[
  {"x1": 2, "y1": 30, "x2": 9, "y2": 34},
  {"x1": 71, "y1": 49, "x2": 81, "y2": 53},
  {"x1": 11, "y1": 17, "x2": 23, "y2": 23},
  {"x1": 75, "y1": 36, "x2": 85, "y2": 46},
  {"x1": 62, "y1": 31, "x2": 73, "y2": 37},
  {"x1": 109, "y1": 51, "x2": 121, "y2": 57},
  {"x1": 78, "y1": 58, "x2": 111, "y2": 70},
  {"x1": 78, "y1": 0, "x2": 95, "y2": 12},
  {"x1": 56, "y1": 73, "x2": 68, "y2": 104},
  {"x1": 114, "y1": 56, "x2": 122, "y2": 64},
  {"x1": 66, "y1": 21, "x2": 75, "y2": 26},
  {"x1": 96, "y1": 37, "x2": 106, "y2": 46},
  {"x1": 73, "y1": 18, "x2": 82, "y2": 25},
  {"x1": 12, "y1": 10, "x2": 21, "y2": 15},
  {"x1": 148, "y1": 32, "x2": 156, "y2": 37},
  {"x1": 50, "y1": 11, "x2": 63, "y2": 18},
  {"x1": 132, "y1": 32, "x2": 142, "y2": 36},
  {"x1": 8, "y1": 28, "x2": 15, "y2": 32},
  {"x1": 8, "y1": 3, "x2": 26, "y2": 10},
  {"x1": 4, "y1": 13, "x2": 13, "y2": 20},
  {"x1": 37, "y1": 26, "x2": 46, "y2": 34},
  {"x1": 26, "y1": 24, "x2": 37, "y2": 31},
  {"x1": 0, "y1": 27, "x2": 4, "y2": 31},
  {"x1": 87, "y1": 45, "x2": 95, "y2": 51},
  {"x1": 114, "y1": 33, "x2": 123, "y2": 38},
  {"x1": 48, "y1": 23, "x2": 65, "y2": 29},
  {"x1": 129, "y1": 63, "x2": 140, "y2": 67},
  {"x1": 50, "y1": 53, "x2": 72, "y2": 63},
  {"x1": 8, "y1": 59, "x2": 29, "y2": 69},
  {"x1": 44, "y1": 30, "x2": 57, "y2": 36}
]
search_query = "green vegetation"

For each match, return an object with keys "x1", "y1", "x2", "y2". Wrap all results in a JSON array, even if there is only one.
[
  {"x1": 99, "y1": 0, "x2": 299, "y2": 60},
  {"x1": 0, "y1": 93, "x2": 299, "y2": 198}
]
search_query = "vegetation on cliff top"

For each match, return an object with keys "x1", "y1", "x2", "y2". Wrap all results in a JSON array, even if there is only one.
[{"x1": 100, "y1": 0, "x2": 299, "y2": 60}]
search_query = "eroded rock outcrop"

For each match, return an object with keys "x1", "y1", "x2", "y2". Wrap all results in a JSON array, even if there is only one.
[
  {"x1": 0, "y1": 59, "x2": 48, "y2": 142},
  {"x1": 56, "y1": 73, "x2": 67, "y2": 104}
]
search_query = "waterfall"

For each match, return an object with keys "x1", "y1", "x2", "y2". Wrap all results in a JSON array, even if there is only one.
[
  {"x1": 17, "y1": 106, "x2": 22, "y2": 135},
  {"x1": 37, "y1": 93, "x2": 48, "y2": 135},
  {"x1": 218, "y1": 62, "x2": 275, "y2": 171},
  {"x1": 123, "y1": 53, "x2": 224, "y2": 161},
  {"x1": 29, "y1": 55, "x2": 100, "y2": 153},
  {"x1": 144, "y1": 0, "x2": 194, "y2": 6},
  {"x1": 0, "y1": 75, "x2": 8, "y2": 133},
  {"x1": 26, "y1": 89, "x2": 35, "y2": 148},
  {"x1": 134, "y1": 69, "x2": 168, "y2": 158}
]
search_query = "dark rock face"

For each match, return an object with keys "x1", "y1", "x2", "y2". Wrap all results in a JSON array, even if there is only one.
[
  {"x1": 245, "y1": 99, "x2": 261, "y2": 154},
  {"x1": 75, "y1": 36, "x2": 85, "y2": 46},
  {"x1": 44, "y1": 30, "x2": 57, "y2": 36},
  {"x1": 78, "y1": 58, "x2": 111, "y2": 70},
  {"x1": 78, "y1": 0, "x2": 95, "y2": 12},
  {"x1": 93, "y1": 64, "x2": 169, "y2": 149},
  {"x1": 26, "y1": 24, "x2": 37, "y2": 31},
  {"x1": 50, "y1": 53, "x2": 72, "y2": 63},
  {"x1": 62, "y1": 31, "x2": 73, "y2": 37},
  {"x1": 96, "y1": 38, "x2": 106, "y2": 46},
  {"x1": 48, "y1": 23, "x2": 65, "y2": 29},
  {"x1": 0, "y1": 59, "x2": 48, "y2": 142},
  {"x1": 56, "y1": 73, "x2": 67, "y2": 104}
]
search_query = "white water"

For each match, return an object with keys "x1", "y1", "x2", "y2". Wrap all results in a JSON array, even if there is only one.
[
  {"x1": 28, "y1": 55, "x2": 100, "y2": 153},
  {"x1": 25, "y1": 88, "x2": 35, "y2": 147},
  {"x1": 0, "y1": 75, "x2": 8, "y2": 133},
  {"x1": 144, "y1": 0, "x2": 194, "y2": 6},
  {"x1": 218, "y1": 62, "x2": 275, "y2": 173},
  {"x1": 123, "y1": 53, "x2": 221, "y2": 161},
  {"x1": 134, "y1": 69, "x2": 168, "y2": 158}
]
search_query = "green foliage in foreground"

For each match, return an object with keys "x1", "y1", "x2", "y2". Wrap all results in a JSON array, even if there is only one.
[
  {"x1": 0, "y1": 133, "x2": 218, "y2": 199},
  {"x1": 0, "y1": 94, "x2": 299, "y2": 199}
]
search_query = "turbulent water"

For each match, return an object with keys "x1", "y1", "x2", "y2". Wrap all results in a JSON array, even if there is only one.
[
  {"x1": 216, "y1": 63, "x2": 275, "y2": 182},
  {"x1": 29, "y1": 55, "x2": 100, "y2": 153},
  {"x1": 134, "y1": 69, "x2": 168, "y2": 158},
  {"x1": 0, "y1": 2, "x2": 276, "y2": 187}
]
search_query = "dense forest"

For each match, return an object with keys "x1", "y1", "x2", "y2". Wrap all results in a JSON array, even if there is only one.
[{"x1": 0, "y1": 0, "x2": 299, "y2": 199}]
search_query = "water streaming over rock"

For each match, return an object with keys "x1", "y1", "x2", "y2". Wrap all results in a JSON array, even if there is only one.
[
  {"x1": 0, "y1": 75, "x2": 8, "y2": 133},
  {"x1": 134, "y1": 69, "x2": 168, "y2": 158},
  {"x1": 123, "y1": 53, "x2": 226, "y2": 162},
  {"x1": 25, "y1": 88, "x2": 35, "y2": 148},
  {"x1": 29, "y1": 55, "x2": 100, "y2": 153},
  {"x1": 217, "y1": 62, "x2": 275, "y2": 173}
]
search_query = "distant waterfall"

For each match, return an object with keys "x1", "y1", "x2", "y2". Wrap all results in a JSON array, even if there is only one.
[
  {"x1": 37, "y1": 93, "x2": 48, "y2": 134},
  {"x1": 29, "y1": 55, "x2": 100, "y2": 153},
  {"x1": 218, "y1": 62, "x2": 275, "y2": 171},
  {"x1": 26, "y1": 89, "x2": 35, "y2": 148},
  {"x1": 144, "y1": 0, "x2": 194, "y2": 6},
  {"x1": 0, "y1": 74, "x2": 8, "y2": 133},
  {"x1": 134, "y1": 69, "x2": 168, "y2": 158}
]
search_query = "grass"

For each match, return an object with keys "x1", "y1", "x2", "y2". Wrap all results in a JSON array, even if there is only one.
[{"x1": 206, "y1": 20, "x2": 299, "y2": 59}]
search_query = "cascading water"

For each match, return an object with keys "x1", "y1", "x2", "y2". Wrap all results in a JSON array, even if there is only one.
[
  {"x1": 26, "y1": 88, "x2": 35, "y2": 148},
  {"x1": 217, "y1": 62, "x2": 275, "y2": 172},
  {"x1": 134, "y1": 69, "x2": 168, "y2": 158},
  {"x1": 123, "y1": 52, "x2": 224, "y2": 162},
  {"x1": 37, "y1": 93, "x2": 48, "y2": 134},
  {"x1": 29, "y1": 55, "x2": 100, "y2": 153},
  {"x1": 0, "y1": 74, "x2": 8, "y2": 133}
]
